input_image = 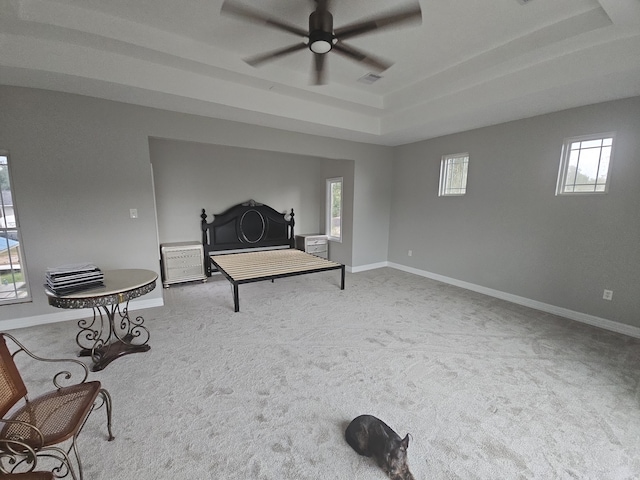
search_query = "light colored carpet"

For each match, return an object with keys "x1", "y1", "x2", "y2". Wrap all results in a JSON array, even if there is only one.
[{"x1": 7, "y1": 268, "x2": 640, "y2": 479}]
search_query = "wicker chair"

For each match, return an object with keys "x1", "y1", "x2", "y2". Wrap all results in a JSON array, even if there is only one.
[{"x1": 0, "y1": 333, "x2": 114, "y2": 479}]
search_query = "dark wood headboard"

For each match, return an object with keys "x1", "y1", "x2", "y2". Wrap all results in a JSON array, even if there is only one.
[{"x1": 201, "y1": 200, "x2": 295, "y2": 276}]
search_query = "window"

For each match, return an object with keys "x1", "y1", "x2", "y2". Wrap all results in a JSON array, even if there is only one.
[
  {"x1": 326, "y1": 177, "x2": 342, "y2": 242},
  {"x1": 439, "y1": 153, "x2": 469, "y2": 196},
  {"x1": 0, "y1": 152, "x2": 30, "y2": 304},
  {"x1": 556, "y1": 133, "x2": 614, "y2": 195}
]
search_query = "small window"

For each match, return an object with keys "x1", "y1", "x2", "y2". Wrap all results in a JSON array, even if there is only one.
[
  {"x1": 439, "y1": 153, "x2": 469, "y2": 196},
  {"x1": 0, "y1": 152, "x2": 30, "y2": 304},
  {"x1": 326, "y1": 177, "x2": 342, "y2": 242},
  {"x1": 556, "y1": 133, "x2": 614, "y2": 195}
]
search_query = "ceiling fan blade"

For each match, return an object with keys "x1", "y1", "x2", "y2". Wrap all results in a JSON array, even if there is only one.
[
  {"x1": 333, "y1": 2, "x2": 422, "y2": 41},
  {"x1": 221, "y1": 1, "x2": 308, "y2": 37},
  {"x1": 244, "y1": 43, "x2": 308, "y2": 67},
  {"x1": 313, "y1": 53, "x2": 327, "y2": 85},
  {"x1": 332, "y1": 42, "x2": 393, "y2": 72}
]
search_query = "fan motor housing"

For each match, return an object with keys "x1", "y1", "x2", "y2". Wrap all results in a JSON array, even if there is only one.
[{"x1": 309, "y1": 10, "x2": 334, "y2": 53}]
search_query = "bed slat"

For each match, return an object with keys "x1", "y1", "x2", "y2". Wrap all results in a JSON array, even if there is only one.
[{"x1": 211, "y1": 250, "x2": 341, "y2": 281}]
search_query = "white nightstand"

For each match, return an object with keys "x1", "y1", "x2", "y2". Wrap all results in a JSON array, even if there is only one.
[
  {"x1": 295, "y1": 234, "x2": 328, "y2": 259},
  {"x1": 160, "y1": 241, "x2": 207, "y2": 287}
]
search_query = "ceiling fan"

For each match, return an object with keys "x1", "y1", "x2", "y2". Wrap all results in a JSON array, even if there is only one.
[{"x1": 220, "y1": 0, "x2": 422, "y2": 85}]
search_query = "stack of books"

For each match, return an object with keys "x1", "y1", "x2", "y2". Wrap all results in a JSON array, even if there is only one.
[{"x1": 45, "y1": 263, "x2": 104, "y2": 295}]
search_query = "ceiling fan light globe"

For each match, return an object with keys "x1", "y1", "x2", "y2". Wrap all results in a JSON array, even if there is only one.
[
  {"x1": 310, "y1": 40, "x2": 332, "y2": 54},
  {"x1": 308, "y1": 28, "x2": 333, "y2": 54}
]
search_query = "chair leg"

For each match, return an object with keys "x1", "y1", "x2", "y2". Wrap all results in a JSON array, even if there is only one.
[
  {"x1": 99, "y1": 388, "x2": 115, "y2": 441},
  {"x1": 47, "y1": 445, "x2": 80, "y2": 480},
  {"x1": 66, "y1": 389, "x2": 114, "y2": 480},
  {"x1": 67, "y1": 389, "x2": 113, "y2": 480},
  {"x1": 71, "y1": 437, "x2": 84, "y2": 480}
]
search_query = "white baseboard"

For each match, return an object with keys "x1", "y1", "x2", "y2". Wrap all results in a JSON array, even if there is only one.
[
  {"x1": 357, "y1": 261, "x2": 640, "y2": 339},
  {"x1": 0, "y1": 297, "x2": 164, "y2": 331},
  {"x1": 4, "y1": 263, "x2": 638, "y2": 339},
  {"x1": 349, "y1": 261, "x2": 388, "y2": 273}
]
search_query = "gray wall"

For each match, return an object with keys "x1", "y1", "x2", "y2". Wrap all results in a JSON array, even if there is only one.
[
  {"x1": 2, "y1": 85, "x2": 637, "y2": 331},
  {"x1": 0, "y1": 87, "x2": 161, "y2": 324},
  {"x1": 0, "y1": 86, "x2": 392, "y2": 327},
  {"x1": 150, "y1": 138, "x2": 355, "y2": 265},
  {"x1": 389, "y1": 97, "x2": 640, "y2": 328}
]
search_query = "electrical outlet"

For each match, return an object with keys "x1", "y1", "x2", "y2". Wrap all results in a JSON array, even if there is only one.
[
  {"x1": 603, "y1": 289, "x2": 613, "y2": 301},
  {"x1": 408, "y1": 250, "x2": 412, "y2": 257}
]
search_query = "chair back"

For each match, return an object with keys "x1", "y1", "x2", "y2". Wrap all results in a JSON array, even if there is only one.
[{"x1": 0, "y1": 334, "x2": 28, "y2": 417}]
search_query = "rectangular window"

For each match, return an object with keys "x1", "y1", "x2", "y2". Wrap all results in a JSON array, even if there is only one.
[
  {"x1": 439, "y1": 153, "x2": 469, "y2": 196},
  {"x1": 326, "y1": 177, "x2": 342, "y2": 242},
  {"x1": 556, "y1": 133, "x2": 614, "y2": 195},
  {"x1": 0, "y1": 152, "x2": 30, "y2": 304}
]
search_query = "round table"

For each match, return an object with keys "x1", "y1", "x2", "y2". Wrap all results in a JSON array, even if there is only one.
[{"x1": 46, "y1": 269, "x2": 158, "y2": 371}]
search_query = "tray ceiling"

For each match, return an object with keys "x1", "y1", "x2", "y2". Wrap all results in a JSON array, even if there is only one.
[{"x1": 1, "y1": 0, "x2": 639, "y2": 145}]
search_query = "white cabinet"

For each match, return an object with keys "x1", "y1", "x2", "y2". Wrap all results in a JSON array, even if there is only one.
[
  {"x1": 295, "y1": 234, "x2": 328, "y2": 259},
  {"x1": 160, "y1": 242, "x2": 206, "y2": 288}
]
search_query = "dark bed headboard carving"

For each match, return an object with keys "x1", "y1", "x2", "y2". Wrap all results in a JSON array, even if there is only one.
[{"x1": 201, "y1": 200, "x2": 295, "y2": 275}]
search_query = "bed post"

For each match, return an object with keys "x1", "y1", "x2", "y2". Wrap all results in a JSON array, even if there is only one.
[
  {"x1": 288, "y1": 208, "x2": 295, "y2": 248},
  {"x1": 201, "y1": 209, "x2": 211, "y2": 277}
]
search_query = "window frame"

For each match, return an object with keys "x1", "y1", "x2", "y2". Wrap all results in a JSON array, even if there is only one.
[
  {"x1": 326, "y1": 177, "x2": 343, "y2": 243},
  {"x1": 0, "y1": 150, "x2": 31, "y2": 305},
  {"x1": 556, "y1": 132, "x2": 615, "y2": 196},
  {"x1": 439, "y1": 152, "x2": 469, "y2": 197}
]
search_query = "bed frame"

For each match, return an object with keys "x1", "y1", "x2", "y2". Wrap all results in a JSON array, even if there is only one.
[{"x1": 201, "y1": 199, "x2": 345, "y2": 311}]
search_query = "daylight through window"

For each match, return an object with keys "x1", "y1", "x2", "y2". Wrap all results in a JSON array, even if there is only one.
[
  {"x1": 0, "y1": 153, "x2": 30, "y2": 304},
  {"x1": 439, "y1": 153, "x2": 469, "y2": 196},
  {"x1": 556, "y1": 134, "x2": 614, "y2": 195},
  {"x1": 326, "y1": 177, "x2": 342, "y2": 242}
]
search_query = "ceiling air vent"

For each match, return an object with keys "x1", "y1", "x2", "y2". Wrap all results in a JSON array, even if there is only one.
[{"x1": 358, "y1": 73, "x2": 383, "y2": 85}]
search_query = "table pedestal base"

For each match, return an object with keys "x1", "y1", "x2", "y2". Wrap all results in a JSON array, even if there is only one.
[
  {"x1": 76, "y1": 302, "x2": 151, "y2": 372},
  {"x1": 79, "y1": 334, "x2": 151, "y2": 372}
]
